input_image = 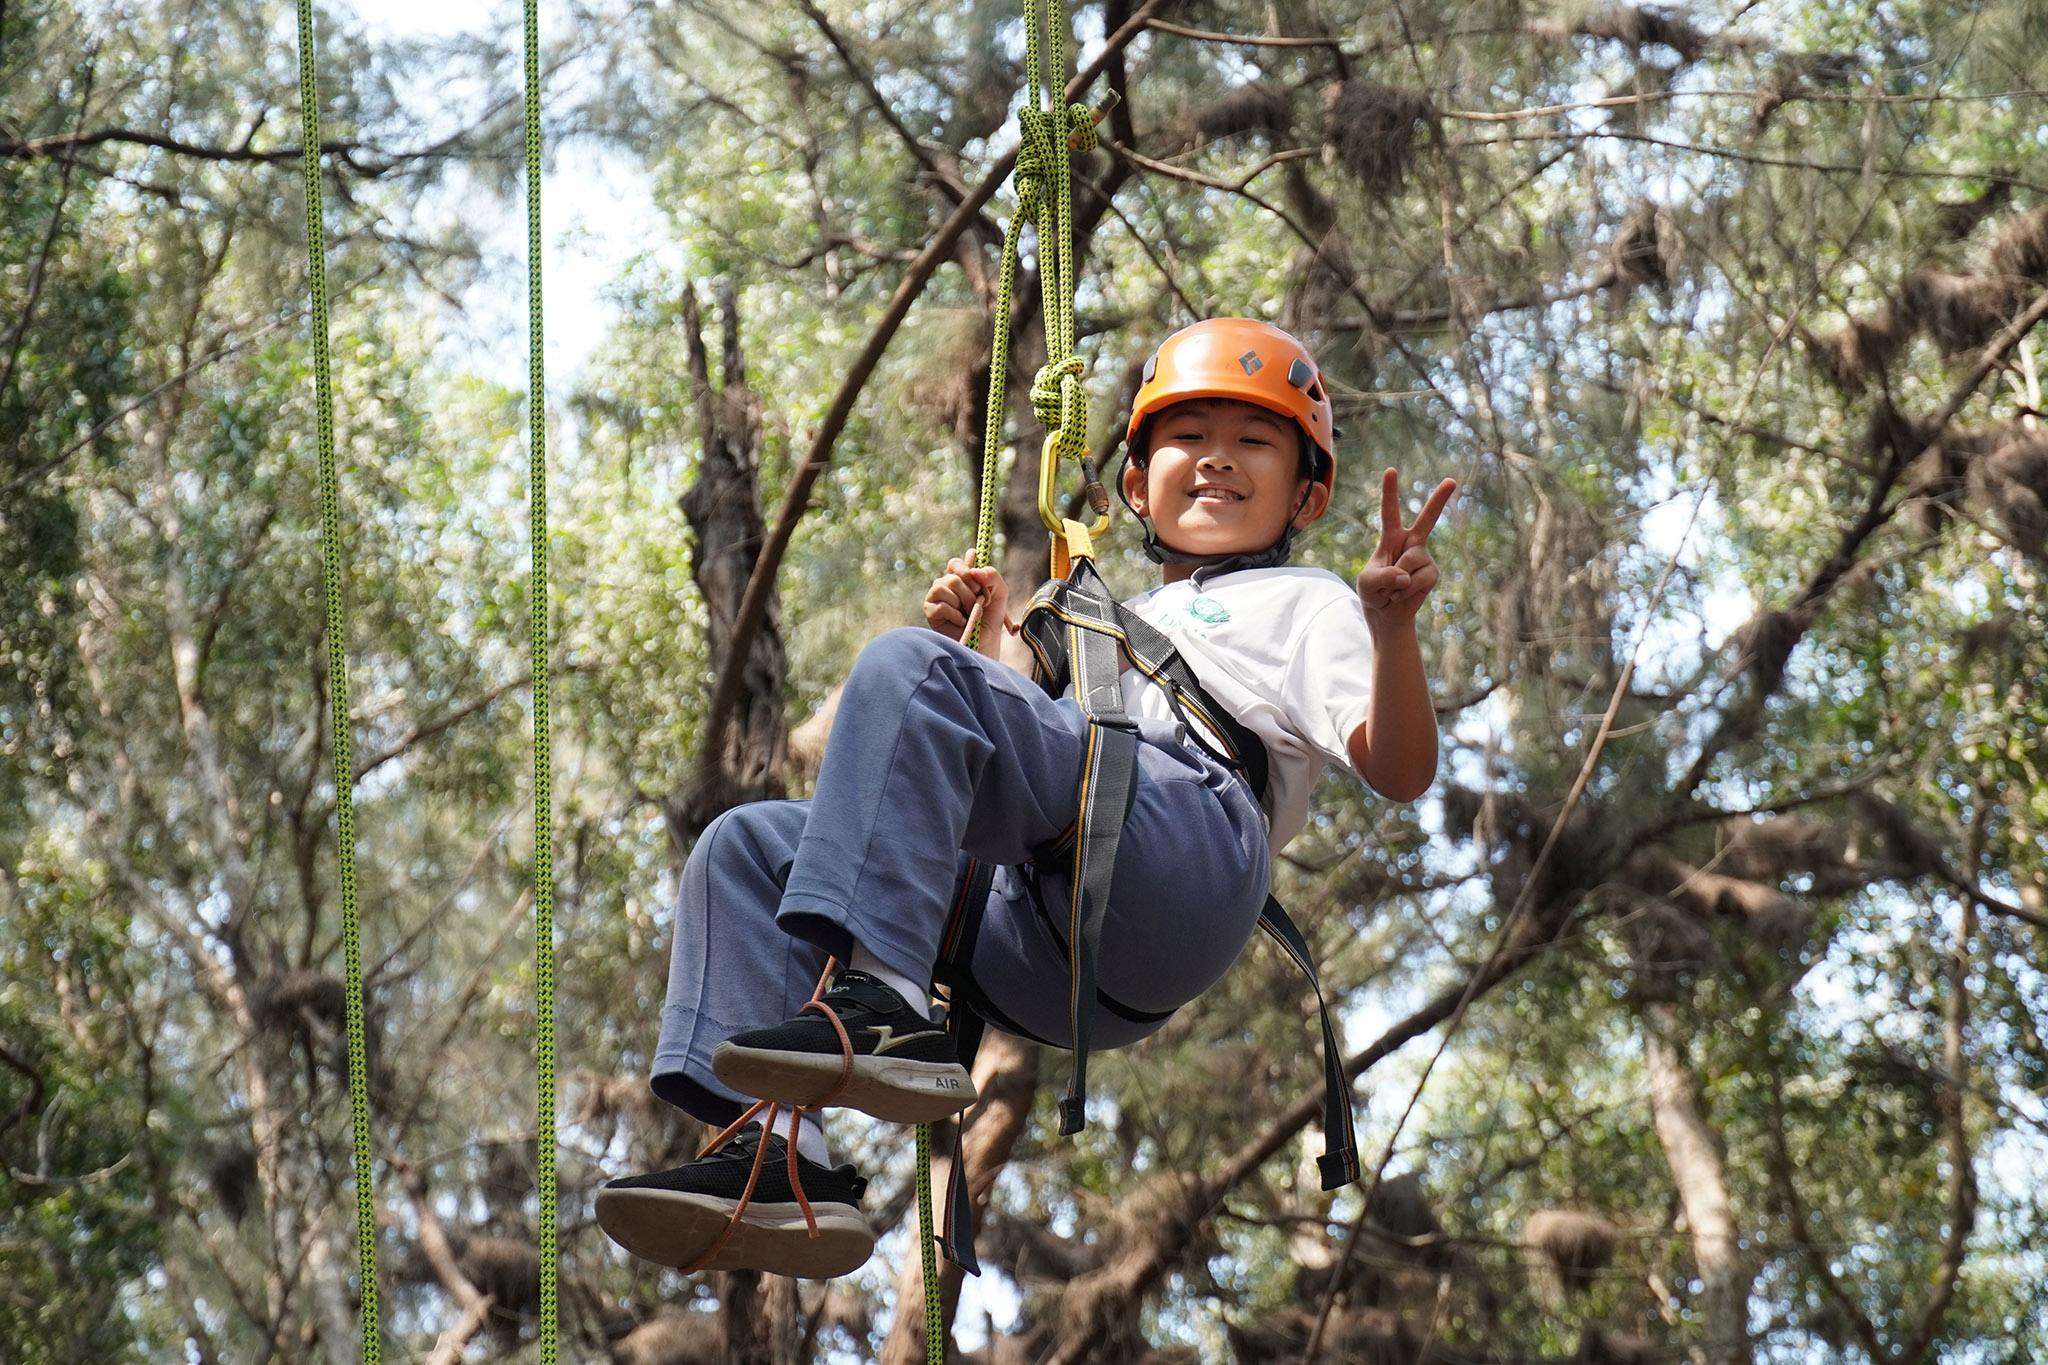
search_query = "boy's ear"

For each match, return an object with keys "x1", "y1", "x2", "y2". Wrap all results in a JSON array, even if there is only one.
[
  {"x1": 1292, "y1": 478, "x2": 1331, "y2": 528},
  {"x1": 1122, "y1": 457, "x2": 1150, "y2": 516}
]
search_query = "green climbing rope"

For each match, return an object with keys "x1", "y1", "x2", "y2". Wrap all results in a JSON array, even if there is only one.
[
  {"x1": 293, "y1": 4, "x2": 381, "y2": 1358},
  {"x1": 523, "y1": 0, "x2": 560, "y2": 1358},
  {"x1": 921, "y1": 4, "x2": 1093, "y2": 1362}
]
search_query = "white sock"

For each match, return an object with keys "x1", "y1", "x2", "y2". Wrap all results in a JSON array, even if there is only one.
[
  {"x1": 793, "y1": 1112, "x2": 830, "y2": 1167},
  {"x1": 849, "y1": 943, "x2": 931, "y2": 1019}
]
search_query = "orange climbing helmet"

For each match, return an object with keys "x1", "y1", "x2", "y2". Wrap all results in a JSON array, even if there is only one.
[
  {"x1": 1120, "y1": 318, "x2": 1339, "y2": 569},
  {"x1": 1126, "y1": 317, "x2": 1337, "y2": 484}
]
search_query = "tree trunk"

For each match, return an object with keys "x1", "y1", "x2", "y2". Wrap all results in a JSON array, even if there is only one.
[
  {"x1": 880, "y1": 1030, "x2": 1040, "y2": 1365},
  {"x1": 675, "y1": 279, "x2": 788, "y2": 839},
  {"x1": 1641, "y1": 1000, "x2": 1750, "y2": 1365}
]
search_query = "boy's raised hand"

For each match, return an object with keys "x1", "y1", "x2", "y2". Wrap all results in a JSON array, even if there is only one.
[
  {"x1": 1357, "y1": 468, "x2": 1457, "y2": 627},
  {"x1": 923, "y1": 548, "x2": 1010, "y2": 658}
]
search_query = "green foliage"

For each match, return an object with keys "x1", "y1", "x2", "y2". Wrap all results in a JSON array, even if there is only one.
[
  {"x1": 0, "y1": 847, "x2": 163, "y2": 1364},
  {"x1": 7, "y1": 0, "x2": 2048, "y2": 1358}
]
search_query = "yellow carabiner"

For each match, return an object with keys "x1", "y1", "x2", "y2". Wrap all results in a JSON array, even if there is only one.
[{"x1": 1037, "y1": 431, "x2": 1111, "y2": 538}]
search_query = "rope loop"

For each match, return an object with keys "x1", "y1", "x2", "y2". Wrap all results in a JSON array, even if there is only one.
[
  {"x1": 1030, "y1": 354, "x2": 1085, "y2": 430},
  {"x1": 1063, "y1": 102, "x2": 1099, "y2": 153},
  {"x1": 1031, "y1": 357, "x2": 1090, "y2": 469},
  {"x1": 1015, "y1": 105, "x2": 1061, "y2": 214}
]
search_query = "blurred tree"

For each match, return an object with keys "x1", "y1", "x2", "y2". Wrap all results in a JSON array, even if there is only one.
[{"x1": 6, "y1": 0, "x2": 2047, "y2": 1361}]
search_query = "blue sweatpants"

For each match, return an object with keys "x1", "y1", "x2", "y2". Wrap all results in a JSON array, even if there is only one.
[{"x1": 651, "y1": 628, "x2": 1271, "y2": 1125}]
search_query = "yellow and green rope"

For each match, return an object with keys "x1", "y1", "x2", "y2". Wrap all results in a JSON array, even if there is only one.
[
  {"x1": 299, "y1": 2, "x2": 557, "y2": 1357},
  {"x1": 293, "y1": 2, "x2": 382, "y2": 1357},
  {"x1": 523, "y1": 0, "x2": 561, "y2": 1356},
  {"x1": 926, "y1": 3, "x2": 1093, "y2": 1361}
]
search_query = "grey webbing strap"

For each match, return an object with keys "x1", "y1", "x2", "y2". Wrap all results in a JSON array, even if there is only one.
[
  {"x1": 1058, "y1": 590, "x2": 1140, "y2": 1135},
  {"x1": 1106, "y1": 598, "x2": 1269, "y2": 799},
  {"x1": 935, "y1": 1001, "x2": 987, "y2": 1274},
  {"x1": 1018, "y1": 568, "x2": 1268, "y2": 797},
  {"x1": 1258, "y1": 896, "x2": 1361, "y2": 1188},
  {"x1": 1014, "y1": 560, "x2": 1362, "y2": 1173}
]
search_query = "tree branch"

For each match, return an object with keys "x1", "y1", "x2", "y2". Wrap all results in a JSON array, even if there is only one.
[
  {"x1": 351, "y1": 673, "x2": 533, "y2": 783},
  {"x1": 1896, "y1": 897, "x2": 1980, "y2": 1363},
  {"x1": 691, "y1": 0, "x2": 1169, "y2": 798},
  {"x1": 394, "y1": 1159, "x2": 495, "y2": 1365},
  {"x1": 1684, "y1": 284, "x2": 2048, "y2": 797},
  {"x1": 1144, "y1": 18, "x2": 1345, "y2": 48}
]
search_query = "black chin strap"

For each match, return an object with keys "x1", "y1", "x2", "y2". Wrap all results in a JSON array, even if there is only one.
[{"x1": 1138, "y1": 522, "x2": 1300, "y2": 576}]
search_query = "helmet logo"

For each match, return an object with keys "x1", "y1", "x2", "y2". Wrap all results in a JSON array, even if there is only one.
[{"x1": 1238, "y1": 350, "x2": 1263, "y2": 375}]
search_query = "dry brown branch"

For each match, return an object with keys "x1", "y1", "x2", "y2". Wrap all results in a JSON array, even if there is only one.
[
  {"x1": 1324, "y1": 82, "x2": 1439, "y2": 199},
  {"x1": 1572, "y1": 5, "x2": 1721, "y2": 63},
  {"x1": 351, "y1": 673, "x2": 533, "y2": 782},
  {"x1": 1692, "y1": 284, "x2": 2048, "y2": 796},
  {"x1": 395, "y1": 1160, "x2": 495, "y2": 1365},
  {"x1": 1143, "y1": 18, "x2": 1345, "y2": 48},
  {"x1": 1475, "y1": 128, "x2": 2048, "y2": 195},
  {"x1": 1641, "y1": 1000, "x2": 1746, "y2": 1364}
]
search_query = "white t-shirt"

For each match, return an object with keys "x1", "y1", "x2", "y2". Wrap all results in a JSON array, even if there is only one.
[{"x1": 1117, "y1": 567, "x2": 1375, "y2": 852}]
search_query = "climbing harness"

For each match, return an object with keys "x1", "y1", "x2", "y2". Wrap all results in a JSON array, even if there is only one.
[
  {"x1": 669, "y1": 1, "x2": 1358, "y2": 1352},
  {"x1": 926, "y1": 557, "x2": 1363, "y2": 1274},
  {"x1": 293, "y1": 5, "x2": 382, "y2": 1357},
  {"x1": 908, "y1": 0, "x2": 1114, "y2": 1340}
]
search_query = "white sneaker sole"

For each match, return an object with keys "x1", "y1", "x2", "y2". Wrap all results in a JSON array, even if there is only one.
[
  {"x1": 711, "y1": 1043, "x2": 978, "y2": 1124},
  {"x1": 594, "y1": 1186, "x2": 875, "y2": 1279}
]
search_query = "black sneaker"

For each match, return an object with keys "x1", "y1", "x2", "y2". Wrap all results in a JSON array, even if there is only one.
[
  {"x1": 594, "y1": 1121, "x2": 875, "y2": 1279},
  {"x1": 711, "y1": 969, "x2": 977, "y2": 1124}
]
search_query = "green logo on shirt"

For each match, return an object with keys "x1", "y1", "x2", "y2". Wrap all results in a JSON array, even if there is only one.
[{"x1": 1188, "y1": 596, "x2": 1231, "y2": 624}]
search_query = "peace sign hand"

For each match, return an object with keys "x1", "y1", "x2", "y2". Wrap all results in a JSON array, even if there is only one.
[{"x1": 1357, "y1": 468, "x2": 1457, "y2": 628}]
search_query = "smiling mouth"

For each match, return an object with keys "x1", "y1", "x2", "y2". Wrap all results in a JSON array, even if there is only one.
[{"x1": 1190, "y1": 485, "x2": 1245, "y2": 502}]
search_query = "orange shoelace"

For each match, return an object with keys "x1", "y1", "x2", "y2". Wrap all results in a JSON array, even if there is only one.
[{"x1": 679, "y1": 959, "x2": 858, "y2": 1274}]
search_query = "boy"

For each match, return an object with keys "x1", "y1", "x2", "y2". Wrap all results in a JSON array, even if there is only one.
[{"x1": 596, "y1": 317, "x2": 1456, "y2": 1279}]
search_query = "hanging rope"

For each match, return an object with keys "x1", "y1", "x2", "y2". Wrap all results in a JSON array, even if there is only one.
[
  {"x1": 292, "y1": 4, "x2": 381, "y2": 1358},
  {"x1": 984, "y1": 0, "x2": 1109, "y2": 580},
  {"x1": 913, "y1": 5, "x2": 1103, "y2": 1362},
  {"x1": 523, "y1": 0, "x2": 560, "y2": 1357}
]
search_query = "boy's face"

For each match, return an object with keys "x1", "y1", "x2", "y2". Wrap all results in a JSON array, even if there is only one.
[{"x1": 1123, "y1": 397, "x2": 1329, "y2": 562}]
